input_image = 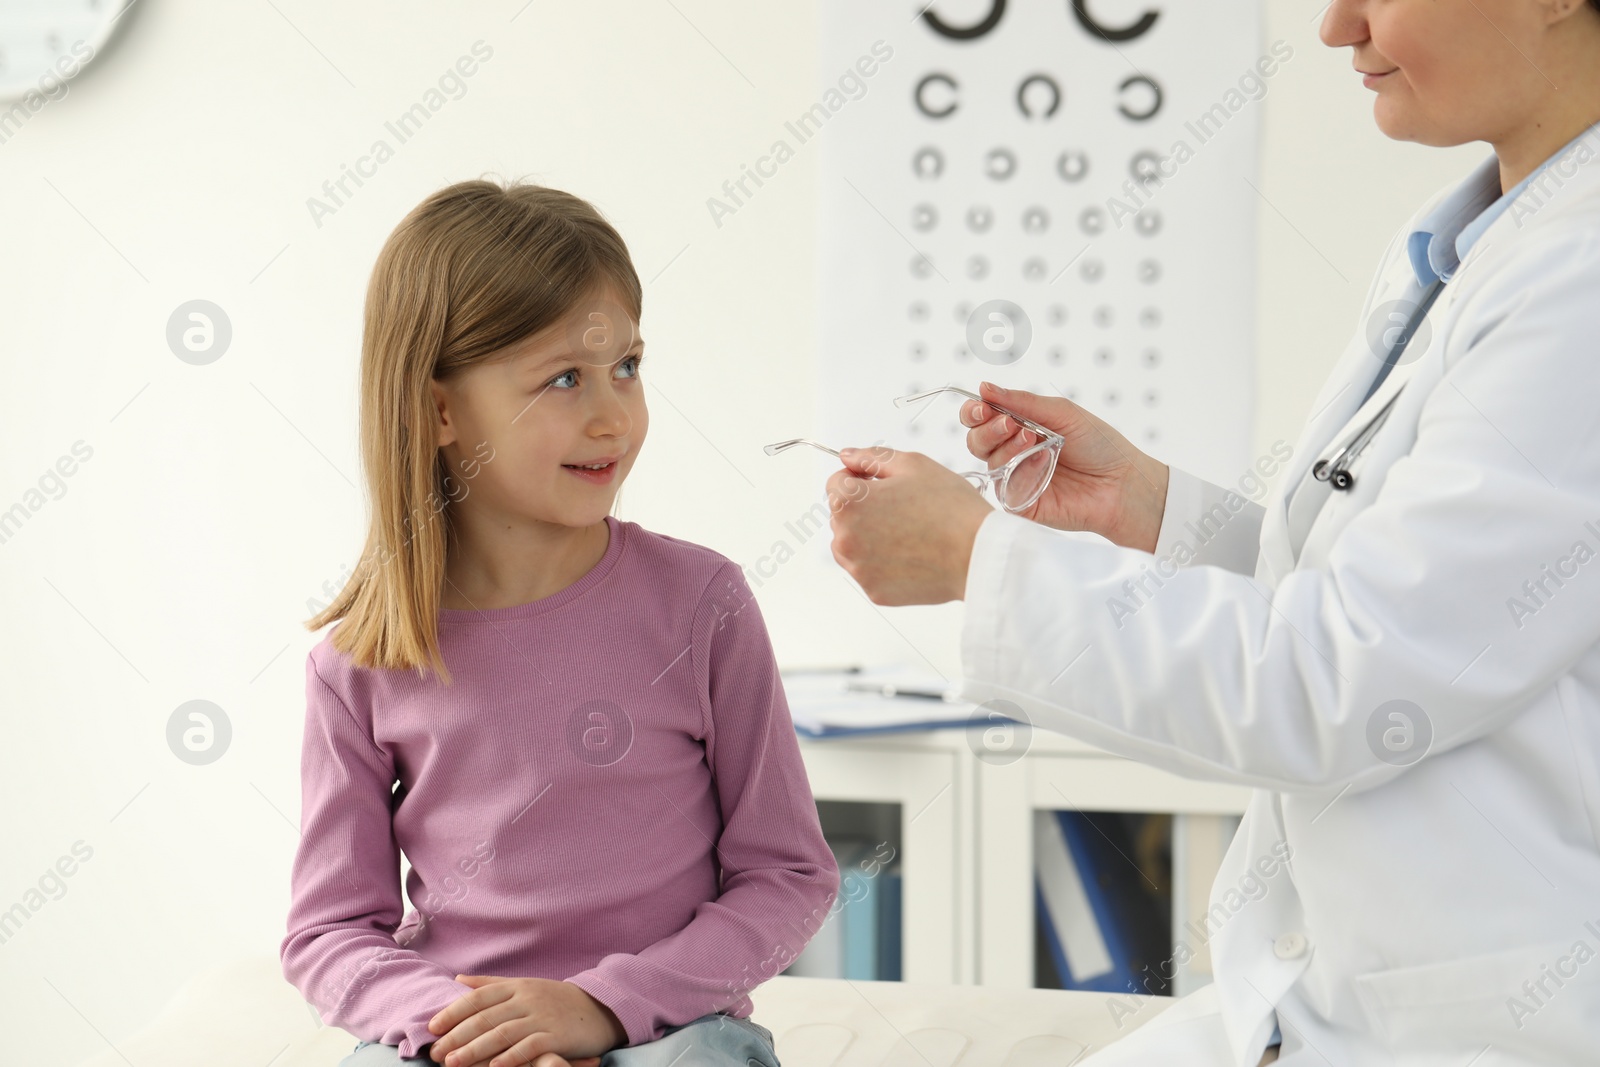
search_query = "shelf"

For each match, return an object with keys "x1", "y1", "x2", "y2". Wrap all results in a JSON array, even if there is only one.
[{"x1": 792, "y1": 728, "x2": 1250, "y2": 995}]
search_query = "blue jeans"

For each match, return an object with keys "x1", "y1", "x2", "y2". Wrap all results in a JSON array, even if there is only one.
[{"x1": 340, "y1": 1012, "x2": 779, "y2": 1067}]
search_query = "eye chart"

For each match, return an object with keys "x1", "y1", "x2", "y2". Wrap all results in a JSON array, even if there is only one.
[{"x1": 815, "y1": 0, "x2": 1271, "y2": 483}]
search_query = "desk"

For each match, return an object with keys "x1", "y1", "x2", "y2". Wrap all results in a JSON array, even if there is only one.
[{"x1": 795, "y1": 727, "x2": 1250, "y2": 994}]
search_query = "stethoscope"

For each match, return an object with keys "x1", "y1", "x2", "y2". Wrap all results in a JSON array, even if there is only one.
[{"x1": 1312, "y1": 276, "x2": 1447, "y2": 491}]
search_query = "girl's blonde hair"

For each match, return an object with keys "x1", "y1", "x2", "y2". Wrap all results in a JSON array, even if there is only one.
[{"x1": 305, "y1": 178, "x2": 642, "y2": 684}]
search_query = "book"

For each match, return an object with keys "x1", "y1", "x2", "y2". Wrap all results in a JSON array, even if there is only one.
[
  {"x1": 877, "y1": 857, "x2": 903, "y2": 981},
  {"x1": 781, "y1": 837, "x2": 862, "y2": 978},
  {"x1": 1035, "y1": 809, "x2": 1118, "y2": 989},
  {"x1": 840, "y1": 840, "x2": 878, "y2": 980},
  {"x1": 781, "y1": 837, "x2": 904, "y2": 981},
  {"x1": 1036, "y1": 810, "x2": 1171, "y2": 994}
]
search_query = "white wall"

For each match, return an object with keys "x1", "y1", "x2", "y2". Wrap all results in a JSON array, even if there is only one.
[{"x1": 0, "y1": 0, "x2": 1479, "y2": 1060}]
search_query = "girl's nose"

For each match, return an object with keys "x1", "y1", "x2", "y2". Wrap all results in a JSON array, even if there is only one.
[{"x1": 587, "y1": 384, "x2": 633, "y2": 436}]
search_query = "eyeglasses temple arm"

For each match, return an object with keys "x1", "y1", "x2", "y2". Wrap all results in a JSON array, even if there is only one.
[
  {"x1": 893, "y1": 386, "x2": 1061, "y2": 441},
  {"x1": 763, "y1": 438, "x2": 842, "y2": 458}
]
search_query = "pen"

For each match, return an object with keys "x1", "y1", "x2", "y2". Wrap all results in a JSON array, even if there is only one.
[{"x1": 844, "y1": 681, "x2": 955, "y2": 701}]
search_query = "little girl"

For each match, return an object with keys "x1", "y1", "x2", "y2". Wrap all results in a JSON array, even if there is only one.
[{"x1": 280, "y1": 179, "x2": 840, "y2": 1067}]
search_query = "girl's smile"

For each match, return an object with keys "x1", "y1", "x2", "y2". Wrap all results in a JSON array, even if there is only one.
[{"x1": 562, "y1": 458, "x2": 620, "y2": 484}]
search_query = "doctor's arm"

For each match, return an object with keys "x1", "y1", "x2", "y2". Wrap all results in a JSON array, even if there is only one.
[{"x1": 960, "y1": 231, "x2": 1600, "y2": 795}]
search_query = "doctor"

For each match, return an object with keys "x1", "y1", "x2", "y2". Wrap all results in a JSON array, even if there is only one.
[{"x1": 824, "y1": 0, "x2": 1600, "y2": 1064}]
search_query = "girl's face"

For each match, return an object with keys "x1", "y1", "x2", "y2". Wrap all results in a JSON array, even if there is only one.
[
  {"x1": 431, "y1": 283, "x2": 647, "y2": 530},
  {"x1": 1320, "y1": 0, "x2": 1561, "y2": 148}
]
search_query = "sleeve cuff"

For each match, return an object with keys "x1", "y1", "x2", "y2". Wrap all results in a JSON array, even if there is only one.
[
  {"x1": 564, "y1": 971, "x2": 650, "y2": 1050},
  {"x1": 961, "y1": 509, "x2": 1035, "y2": 697},
  {"x1": 1152, "y1": 465, "x2": 1266, "y2": 576},
  {"x1": 1152, "y1": 464, "x2": 1205, "y2": 561},
  {"x1": 391, "y1": 975, "x2": 478, "y2": 1059},
  {"x1": 397, "y1": 1029, "x2": 435, "y2": 1061}
]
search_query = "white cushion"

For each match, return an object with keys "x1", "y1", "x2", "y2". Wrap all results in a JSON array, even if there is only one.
[{"x1": 70, "y1": 955, "x2": 1164, "y2": 1066}]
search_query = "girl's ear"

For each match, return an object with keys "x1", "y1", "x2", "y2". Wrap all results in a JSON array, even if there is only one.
[{"x1": 430, "y1": 378, "x2": 458, "y2": 449}]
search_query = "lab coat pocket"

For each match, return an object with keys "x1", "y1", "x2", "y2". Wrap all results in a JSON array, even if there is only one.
[{"x1": 1353, "y1": 938, "x2": 1600, "y2": 1062}]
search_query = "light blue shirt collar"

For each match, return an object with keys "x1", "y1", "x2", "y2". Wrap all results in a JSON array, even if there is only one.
[{"x1": 1406, "y1": 122, "x2": 1600, "y2": 287}]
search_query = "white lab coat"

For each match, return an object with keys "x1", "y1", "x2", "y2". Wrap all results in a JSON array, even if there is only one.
[{"x1": 959, "y1": 146, "x2": 1600, "y2": 1066}]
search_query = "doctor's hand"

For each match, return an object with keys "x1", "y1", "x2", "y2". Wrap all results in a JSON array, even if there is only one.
[
  {"x1": 961, "y1": 381, "x2": 1170, "y2": 553},
  {"x1": 826, "y1": 447, "x2": 994, "y2": 605}
]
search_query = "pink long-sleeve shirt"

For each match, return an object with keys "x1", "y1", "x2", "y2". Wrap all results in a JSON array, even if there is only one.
[{"x1": 280, "y1": 515, "x2": 840, "y2": 1058}]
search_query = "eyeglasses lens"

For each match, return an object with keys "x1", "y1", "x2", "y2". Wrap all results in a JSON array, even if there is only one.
[{"x1": 1000, "y1": 445, "x2": 1055, "y2": 510}]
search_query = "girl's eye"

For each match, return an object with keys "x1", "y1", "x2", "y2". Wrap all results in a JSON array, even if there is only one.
[{"x1": 545, "y1": 352, "x2": 643, "y2": 391}]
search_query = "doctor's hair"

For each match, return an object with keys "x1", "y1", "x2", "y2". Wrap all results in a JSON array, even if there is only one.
[{"x1": 304, "y1": 177, "x2": 642, "y2": 684}]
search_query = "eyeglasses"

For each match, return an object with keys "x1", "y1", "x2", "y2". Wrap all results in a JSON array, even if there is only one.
[{"x1": 763, "y1": 385, "x2": 1064, "y2": 514}]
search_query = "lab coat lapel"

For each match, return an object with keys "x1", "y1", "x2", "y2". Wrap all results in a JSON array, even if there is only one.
[
  {"x1": 1258, "y1": 252, "x2": 1423, "y2": 585},
  {"x1": 1284, "y1": 311, "x2": 1433, "y2": 562}
]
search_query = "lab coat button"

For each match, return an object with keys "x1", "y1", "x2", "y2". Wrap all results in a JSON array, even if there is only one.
[{"x1": 1273, "y1": 932, "x2": 1308, "y2": 960}]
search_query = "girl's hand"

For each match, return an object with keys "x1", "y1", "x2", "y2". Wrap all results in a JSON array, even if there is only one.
[
  {"x1": 960, "y1": 381, "x2": 1171, "y2": 553},
  {"x1": 427, "y1": 974, "x2": 624, "y2": 1067},
  {"x1": 448, "y1": 1055, "x2": 599, "y2": 1067}
]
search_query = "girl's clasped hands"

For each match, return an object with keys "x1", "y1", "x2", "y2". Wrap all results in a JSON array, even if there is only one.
[{"x1": 426, "y1": 974, "x2": 624, "y2": 1067}]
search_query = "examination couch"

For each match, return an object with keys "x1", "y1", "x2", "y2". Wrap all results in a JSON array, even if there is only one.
[{"x1": 68, "y1": 954, "x2": 1164, "y2": 1066}]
